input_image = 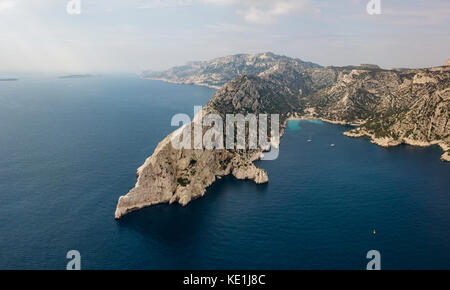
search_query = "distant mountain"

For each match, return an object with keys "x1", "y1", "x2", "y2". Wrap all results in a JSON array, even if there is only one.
[{"x1": 142, "y1": 52, "x2": 321, "y2": 89}]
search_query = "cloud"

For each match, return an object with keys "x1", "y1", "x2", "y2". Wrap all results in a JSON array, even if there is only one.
[
  {"x1": 203, "y1": 0, "x2": 317, "y2": 24},
  {"x1": 0, "y1": 0, "x2": 15, "y2": 11},
  {"x1": 205, "y1": 23, "x2": 254, "y2": 33},
  {"x1": 138, "y1": 0, "x2": 194, "y2": 9},
  {"x1": 138, "y1": 0, "x2": 316, "y2": 23}
]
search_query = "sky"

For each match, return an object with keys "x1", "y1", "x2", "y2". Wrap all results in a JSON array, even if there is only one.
[{"x1": 0, "y1": 0, "x2": 449, "y2": 73}]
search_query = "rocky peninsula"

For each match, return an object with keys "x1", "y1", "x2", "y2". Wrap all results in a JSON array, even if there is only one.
[{"x1": 115, "y1": 53, "x2": 449, "y2": 218}]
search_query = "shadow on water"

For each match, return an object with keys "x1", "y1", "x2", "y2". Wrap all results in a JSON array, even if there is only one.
[{"x1": 116, "y1": 174, "x2": 268, "y2": 246}]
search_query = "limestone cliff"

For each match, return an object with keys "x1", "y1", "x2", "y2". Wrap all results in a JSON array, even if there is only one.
[{"x1": 115, "y1": 104, "x2": 269, "y2": 219}]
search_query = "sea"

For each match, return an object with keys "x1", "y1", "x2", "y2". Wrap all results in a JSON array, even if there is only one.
[{"x1": 0, "y1": 74, "x2": 449, "y2": 269}]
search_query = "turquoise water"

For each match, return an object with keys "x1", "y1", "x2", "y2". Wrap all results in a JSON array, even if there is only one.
[
  {"x1": 304, "y1": 119, "x2": 324, "y2": 125},
  {"x1": 287, "y1": 119, "x2": 324, "y2": 130},
  {"x1": 0, "y1": 75, "x2": 449, "y2": 269},
  {"x1": 287, "y1": 119, "x2": 302, "y2": 130}
]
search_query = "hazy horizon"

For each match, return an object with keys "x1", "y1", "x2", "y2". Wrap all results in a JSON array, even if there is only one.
[{"x1": 0, "y1": 0, "x2": 449, "y2": 74}]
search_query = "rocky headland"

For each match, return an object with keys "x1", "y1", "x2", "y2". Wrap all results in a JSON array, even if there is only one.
[{"x1": 115, "y1": 53, "x2": 449, "y2": 218}]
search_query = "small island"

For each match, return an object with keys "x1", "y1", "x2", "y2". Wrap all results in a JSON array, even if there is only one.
[
  {"x1": 0, "y1": 78, "x2": 19, "y2": 81},
  {"x1": 58, "y1": 74, "x2": 93, "y2": 79}
]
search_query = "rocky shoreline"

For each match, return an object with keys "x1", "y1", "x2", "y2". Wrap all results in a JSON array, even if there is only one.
[
  {"x1": 343, "y1": 128, "x2": 450, "y2": 162},
  {"x1": 143, "y1": 76, "x2": 221, "y2": 89},
  {"x1": 286, "y1": 113, "x2": 450, "y2": 162}
]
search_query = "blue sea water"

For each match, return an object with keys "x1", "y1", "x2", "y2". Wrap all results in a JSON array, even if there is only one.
[{"x1": 0, "y1": 74, "x2": 449, "y2": 269}]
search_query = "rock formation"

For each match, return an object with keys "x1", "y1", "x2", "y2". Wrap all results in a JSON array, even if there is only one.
[{"x1": 115, "y1": 104, "x2": 269, "y2": 219}]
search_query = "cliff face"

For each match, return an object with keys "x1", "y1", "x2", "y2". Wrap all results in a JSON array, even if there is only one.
[
  {"x1": 114, "y1": 133, "x2": 267, "y2": 219},
  {"x1": 115, "y1": 54, "x2": 449, "y2": 218},
  {"x1": 115, "y1": 105, "x2": 269, "y2": 219}
]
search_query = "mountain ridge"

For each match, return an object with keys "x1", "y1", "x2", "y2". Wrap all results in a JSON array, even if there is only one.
[{"x1": 142, "y1": 52, "x2": 321, "y2": 89}]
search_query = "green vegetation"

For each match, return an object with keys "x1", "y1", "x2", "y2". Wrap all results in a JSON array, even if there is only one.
[{"x1": 177, "y1": 177, "x2": 190, "y2": 187}]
